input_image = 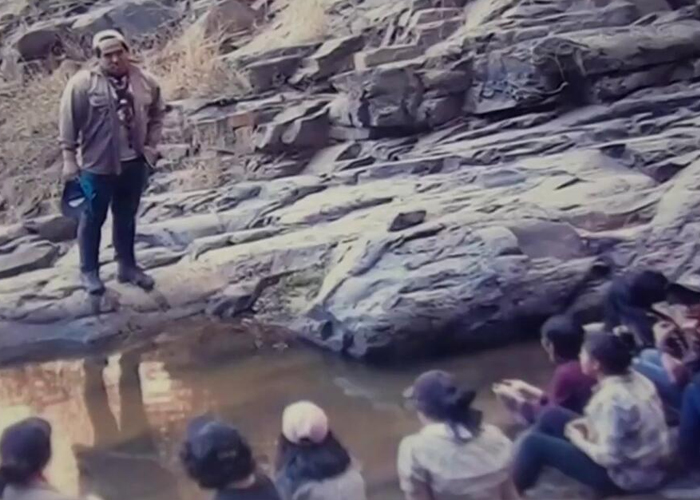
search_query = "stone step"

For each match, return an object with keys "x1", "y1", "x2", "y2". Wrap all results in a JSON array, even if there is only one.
[
  {"x1": 291, "y1": 35, "x2": 365, "y2": 83},
  {"x1": 410, "y1": 7, "x2": 464, "y2": 26},
  {"x1": 412, "y1": 0, "x2": 468, "y2": 8},
  {"x1": 413, "y1": 18, "x2": 464, "y2": 47},
  {"x1": 354, "y1": 44, "x2": 424, "y2": 70},
  {"x1": 161, "y1": 126, "x2": 189, "y2": 145}
]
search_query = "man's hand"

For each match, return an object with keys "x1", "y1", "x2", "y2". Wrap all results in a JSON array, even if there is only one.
[
  {"x1": 565, "y1": 418, "x2": 589, "y2": 443},
  {"x1": 62, "y1": 159, "x2": 79, "y2": 181},
  {"x1": 143, "y1": 145, "x2": 159, "y2": 167}
]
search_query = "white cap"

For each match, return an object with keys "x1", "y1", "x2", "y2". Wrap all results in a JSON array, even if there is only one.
[
  {"x1": 92, "y1": 29, "x2": 128, "y2": 51},
  {"x1": 282, "y1": 401, "x2": 329, "y2": 444}
]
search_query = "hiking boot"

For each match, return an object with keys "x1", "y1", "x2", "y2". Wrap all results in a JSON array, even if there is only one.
[
  {"x1": 117, "y1": 264, "x2": 155, "y2": 291},
  {"x1": 81, "y1": 271, "x2": 106, "y2": 295}
]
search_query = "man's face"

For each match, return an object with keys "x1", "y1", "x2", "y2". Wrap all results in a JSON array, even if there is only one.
[{"x1": 99, "y1": 43, "x2": 129, "y2": 76}]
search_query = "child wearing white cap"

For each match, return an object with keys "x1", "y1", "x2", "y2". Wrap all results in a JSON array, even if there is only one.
[{"x1": 275, "y1": 401, "x2": 366, "y2": 500}]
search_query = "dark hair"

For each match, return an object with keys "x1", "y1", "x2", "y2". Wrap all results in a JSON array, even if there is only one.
[
  {"x1": 418, "y1": 388, "x2": 482, "y2": 438},
  {"x1": 0, "y1": 418, "x2": 52, "y2": 495},
  {"x1": 629, "y1": 271, "x2": 669, "y2": 308},
  {"x1": 541, "y1": 315, "x2": 585, "y2": 361},
  {"x1": 585, "y1": 333, "x2": 634, "y2": 376},
  {"x1": 275, "y1": 433, "x2": 351, "y2": 497},
  {"x1": 604, "y1": 270, "x2": 669, "y2": 347},
  {"x1": 180, "y1": 427, "x2": 255, "y2": 490}
]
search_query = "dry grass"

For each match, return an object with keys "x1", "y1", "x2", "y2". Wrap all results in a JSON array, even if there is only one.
[
  {"x1": 241, "y1": 0, "x2": 328, "y2": 55},
  {"x1": 146, "y1": 26, "x2": 251, "y2": 101},
  {"x1": 0, "y1": 0, "x2": 333, "y2": 223},
  {"x1": 0, "y1": 66, "x2": 74, "y2": 221}
]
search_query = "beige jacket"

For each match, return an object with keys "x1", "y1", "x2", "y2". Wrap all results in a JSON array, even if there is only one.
[
  {"x1": 398, "y1": 424, "x2": 518, "y2": 500},
  {"x1": 59, "y1": 63, "x2": 165, "y2": 175}
]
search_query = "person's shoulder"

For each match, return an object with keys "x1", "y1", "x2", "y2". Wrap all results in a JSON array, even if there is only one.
[
  {"x1": 398, "y1": 432, "x2": 421, "y2": 452},
  {"x1": 338, "y1": 468, "x2": 366, "y2": 497},
  {"x1": 34, "y1": 489, "x2": 78, "y2": 500},
  {"x1": 479, "y1": 424, "x2": 514, "y2": 449},
  {"x1": 481, "y1": 424, "x2": 510, "y2": 440},
  {"x1": 130, "y1": 65, "x2": 161, "y2": 89},
  {"x1": 65, "y1": 68, "x2": 94, "y2": 89},
  {"x1": 630, "y1": 370, "x2": 658, "y2": 395},
  {"x1": 554, "y1": 361, "x2": 590, "y2": 383},
  {"x1": 254, "y1": 474, "x2": 282, "y2": 498},
  {"x1": 397, "y1": 432, "x2": 422, "y2": 466}
]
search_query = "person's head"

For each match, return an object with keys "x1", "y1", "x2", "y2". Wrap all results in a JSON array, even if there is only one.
[
  {"x1": 180, "y1": 416, "x2": 255, "y2": 490},
  {"x1": 276, "y1": 402, "x2": 350, "y2": 492},
  {"x1": 628, "y1": 270, "x2": 669, "y2": 309},
  {"x1": 541, "y1": 315, "x2": 585, "y2": 363},
  {"x1": 92, "y1": 30, "x2": 130, "y2": 76},
  {"x1": 580, "y1": 333, "x2": 633, "y2": 379},
  {"x1": 405, "y1": 370, "x2": 482, "y2": 438},
  {"x1": 0, "y1": 418, "x2": 52, "y2": 493}
]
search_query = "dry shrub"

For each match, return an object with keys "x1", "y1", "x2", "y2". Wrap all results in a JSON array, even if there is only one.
[
  {"x1": 0, "y1": 67, "x2": 73, "y2": 221},
  {"x1": 147, "y1": 26, "x2": 250, "y2": 101},
  {"x1": 242, "y1": 0, "x2": 328, "y2": 54},
  {"x1": 178, "y1": 157, "x2": 226, "y2": 190}
]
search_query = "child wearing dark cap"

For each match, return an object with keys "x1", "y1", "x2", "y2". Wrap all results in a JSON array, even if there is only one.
[
  {"x1": 0, "y1": 417, "x2": 78, "y2": 500},
  {"x1": 180, "y1": 416, "x2": 280, "y2": 500},
  {"x1": 399, "y1": 370, "x2": 519, "y2": 500}
]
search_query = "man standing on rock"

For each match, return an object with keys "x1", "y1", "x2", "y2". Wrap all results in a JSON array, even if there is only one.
[{"x1": 59, "y1": 30, "x2": 165, "y2": 295}]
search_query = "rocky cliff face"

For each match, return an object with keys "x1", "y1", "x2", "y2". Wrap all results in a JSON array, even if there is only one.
[{"x1": 1, "y1": 0, "x2": 700, "y2": 363}]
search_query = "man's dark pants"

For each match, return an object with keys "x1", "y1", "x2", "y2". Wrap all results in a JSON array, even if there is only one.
[{"x1": 78, "y1": 158, "x2": 147, "y2": 273}]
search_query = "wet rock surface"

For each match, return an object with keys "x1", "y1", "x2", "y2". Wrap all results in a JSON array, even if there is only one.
[{"x1": 3, "y1": 0, "x2": 700, "y2": 370}]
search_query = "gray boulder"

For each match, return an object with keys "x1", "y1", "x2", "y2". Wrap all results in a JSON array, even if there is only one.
[
  {"x1": 308, "y1": 219, "x2": 602, "y2": 359},
  {"x1": 292, "y1": 35, "x2": 365, "y2": 82},
  {"x1": 23, "y1": 215, "x2": 78, "y2": 243},
  {"x1": 0, "y1": 243, "x2": 59, "y2": 280},
  {"x1": 12, "y1": 22, "x2": 67, "y2": 61},
  {"x1": 466, "y1": 42, "x2": 563, "y2": 115},
  {"x1": 71, "y1": 0, "x2": 181, "y2": 41},
  {"x1": 190, "y1": 0, "x2": 257, "y2": 38},
  {"x1": 534, "y1": 19, "x2": 700, "y2": 82},
  {"x1": 331, "y1": 65, "x2": 426, "y2": 129}
]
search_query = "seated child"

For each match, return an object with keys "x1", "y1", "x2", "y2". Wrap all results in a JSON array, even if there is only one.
[
  {"x1": 513, "y1": 333, "x2": 671, "y2": 497},
  {"x1": 493, "y1": 315, "x2": 595, "y2": 425}
]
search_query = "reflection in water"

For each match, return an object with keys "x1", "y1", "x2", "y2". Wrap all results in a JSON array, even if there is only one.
[
  {"x1": 76, "y1": 352, "x2": 182, "y2": 500},
  {"x1": 0, "y1": 325, "x2": 551, "y2": 500}
]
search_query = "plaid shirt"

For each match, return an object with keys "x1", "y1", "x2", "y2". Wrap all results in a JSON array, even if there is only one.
[{"x1": 578, "y1": 371, "x2": 670, "y2": 491}]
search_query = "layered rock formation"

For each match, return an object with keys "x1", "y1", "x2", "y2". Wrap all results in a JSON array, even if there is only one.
[{"x1": 2, "y1": 0, "x2": 700, "y2": 362}]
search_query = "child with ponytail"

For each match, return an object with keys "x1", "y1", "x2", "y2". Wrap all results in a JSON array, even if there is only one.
[{"x1": 398, "y1": 370, "x2": 519, "y2": 500}]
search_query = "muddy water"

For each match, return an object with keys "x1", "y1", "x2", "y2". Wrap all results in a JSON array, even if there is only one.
[{"x1": 0, "y1": 323, "x2": 552, "y2": 500}]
